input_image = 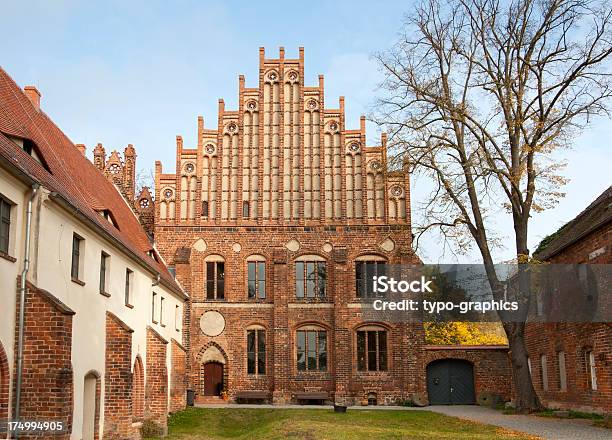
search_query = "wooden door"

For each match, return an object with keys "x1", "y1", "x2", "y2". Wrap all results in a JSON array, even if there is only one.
[{"x1": 203, "y1": 362, "x2": 223, "y2": 396}]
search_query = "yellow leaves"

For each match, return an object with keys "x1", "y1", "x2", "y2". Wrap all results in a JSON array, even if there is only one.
[{"x1": 424, "y1": 322, "x2": 508, "y2": 345}]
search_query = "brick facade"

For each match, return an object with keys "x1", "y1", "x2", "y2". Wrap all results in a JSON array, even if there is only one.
[
  {"x1": 151, "y1": 48, "x2": 516, "y2": 407},
  {"x1": 170, "y1": 339, "x2": 187, "y2": 412},
  {"x1": 145, "y1": 327, "x2": 169, "y2": 436},
  {"x1": 527, "y1": 187, "x2": 612, "y2": 414},
  {"x1": 12, "y1": 282, "x2": 74, "y2": 439},
  {"x1": 104, "y1": 312, "x2": 135, "y2": 439}
]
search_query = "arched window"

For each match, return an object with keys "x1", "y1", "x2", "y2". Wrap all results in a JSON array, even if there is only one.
[
  {"x1": 246, "y1": 325, "x2": 266, "y2": 375},
  {"x1": 296, "y1": 325, "x2": 327, "y2": 372},
  {"x1": 295, "y1": 255, "x2": 326, "y2": 299},
  {"x1": 355, "y1": 255, "x2": 387, "y2": 298},
  {"x1": 585, "y1": 349, "x2": 597, "y2": 390},
  {"x1": 246, "y1": 255, "x2": 266, "y2": 299},
  {"x1": 356, "y1": 325, "x2": 387, "y2": 372},
  {"x1": 201, "y1": 200, "x2": 209, "y2": 217},
  {"x1": 205, "y1": 255, "x2": 225, "y2": 300},
  {"x1": 242, "y1": 201, "x2": 250, "y2": 218}
]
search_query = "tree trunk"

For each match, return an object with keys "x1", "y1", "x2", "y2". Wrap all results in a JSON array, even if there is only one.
[{"x1": 506, "y1": 321, "x2": 542, "y2": 412}]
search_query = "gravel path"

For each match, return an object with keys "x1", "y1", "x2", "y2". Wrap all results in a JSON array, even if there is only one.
[{"x1": 425, "y1": 405, "x2": 610, "y2": 440}]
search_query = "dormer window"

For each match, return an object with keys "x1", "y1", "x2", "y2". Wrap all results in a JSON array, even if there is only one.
[{"x1": 98, "y1": 209, "x2": 118, "y2": 229}]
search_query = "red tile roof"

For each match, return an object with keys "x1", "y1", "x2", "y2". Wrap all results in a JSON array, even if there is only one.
[{"x1": 0, "y1": 67, "x2": 184, "y2": 298}]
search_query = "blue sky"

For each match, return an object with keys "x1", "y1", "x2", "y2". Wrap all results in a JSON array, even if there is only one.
[{"x1": 2, "y1": 0, "x2": 611, "y2": 263}]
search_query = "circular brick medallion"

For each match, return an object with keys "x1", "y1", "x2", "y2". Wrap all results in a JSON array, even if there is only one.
[
  {"x1": 200, "y1": 311, "x2": 225, "y2": 337},
  {"x1": 232, "y1": 243, "x2": 242, "y2": 253}
]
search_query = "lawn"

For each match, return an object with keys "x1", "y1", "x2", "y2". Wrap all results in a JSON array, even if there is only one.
[{"x1": 146, "y1": 408, "x2": 539, "y2": 440}]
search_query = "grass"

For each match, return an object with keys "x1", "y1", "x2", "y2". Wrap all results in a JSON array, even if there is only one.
[
  {"x1": 535, "y1": 409, "x2": 605, "y2": 421},
  {"x1": 145, "y1": 407, "x2": 540, "y2": 440}
]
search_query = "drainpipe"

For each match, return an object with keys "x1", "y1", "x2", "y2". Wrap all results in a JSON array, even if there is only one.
[{"x1": 14, "y1": 183, "x2": 39, "y2": 432}]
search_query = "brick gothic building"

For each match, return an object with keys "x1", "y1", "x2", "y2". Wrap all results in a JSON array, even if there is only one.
[
  {"x1": 526, "y1": 186, "x2": 612, "y2": 414},
  {"x1": 153, "y1": 48, "x2": 512, "y2": 406}
]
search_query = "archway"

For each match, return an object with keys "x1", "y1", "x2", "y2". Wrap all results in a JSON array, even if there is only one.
[
  {"x1": 197, "y1": 344, "x2": 228, "y2": 397},
  {"x1": 132, "y1": 356, "x2": 144, "y2": 420},
  {"x1": 427, "y1": 359, "x2": 475, "y2": 405},
  {"x1": 82, "y1": 371, "x2": 100, "y2": 440}
]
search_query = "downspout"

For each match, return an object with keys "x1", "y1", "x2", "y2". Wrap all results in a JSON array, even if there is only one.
[{"x1": 14, "y1": 183, "x2": 39, "y2": 430}]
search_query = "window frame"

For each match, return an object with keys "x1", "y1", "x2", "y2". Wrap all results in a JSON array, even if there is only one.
[
  {"x1": 295, "y1": 257, "x2": 327, "y2": 300},
  {"x1": 557, "y1": 351, "x2": 567, "y2": 391},
  {"x1": 296, "y1": 327, "x2": 327, "y2": 372},
  {"x1": 0, "y1": 196, "x2": 13, "y2": 255},
  {"x1": 160, "y1": 296, "x2": 165, "y2": 327},
  {"x1": 71, "y1": 233, "x2": 84, "y2": 282},
  {"x1": 355, "y1": 258, "x2": 388, "y2": 298},
  {"x1": 125, "y1": 268, "x2": 134, "y2": 306},
  {"x1": 356, "y1": 327, "x2": 388, "y2": 372},
  {"x1": 247, "y1": 328, "x2": 266, "y2": 375},
  {"x1": 205, "y1": 256, "x2": 225, "y2": 300},
  {"x1": 99, "y1": 251, "x2": 110, "y2": 296},
  {"x1": 175, "y1": 305, "x2": 180, "y2": 331},
  {"x1": 152, "y1": 292, "x2": 158, "y2": 323},
  {"x1": 247, "y1": 257, "x2": 266, "y2": 299},
  {"x1": 586, "y1": 350, "x2": 597, "y2": 391}
]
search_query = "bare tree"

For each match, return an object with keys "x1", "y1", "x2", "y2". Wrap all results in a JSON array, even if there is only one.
[{"x1": 373, "y1": 0, "x2": 612, "y2": 411}]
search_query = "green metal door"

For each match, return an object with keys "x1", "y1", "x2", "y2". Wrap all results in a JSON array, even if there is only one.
[{"x1": 427, "y1": 359, "x2": 475, "y2": 405}]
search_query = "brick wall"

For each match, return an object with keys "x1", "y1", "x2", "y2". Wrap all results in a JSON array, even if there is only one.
[
  {"x1": 170, "y1": 339, "x2": 187, "y2": 412},
  {"x1": 104, "y1": 312, "x2": 135, "y2": 439},
  {"x1": 157, "y1": 226, "x2": 425, "y2": 405},
  {"x1": 526, "y1": 220, "x2": 611, "y2": 414},
  {"x1": 12, "y1": 282, "x2": 74, "y2": 439},
  {"x1": 145, "y1": 327, "x2": 168, "y2": 436},
  {"x1": 422, "y1": 346, "x2": 512, "y2": 402},
  {"x1": 0, "y1": 341, "x2": 9, "y2": 425}
]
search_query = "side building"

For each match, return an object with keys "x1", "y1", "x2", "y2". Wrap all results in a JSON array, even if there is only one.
[
  {"x1": 153, "y1": 47, "x2": 512, "y2": 406},
  {"x1": 526, "y1": 186, "x2": 612, "y2": 414},
  {"x1": 0, "y1": 69, "x2": 186, "y2": 439}
]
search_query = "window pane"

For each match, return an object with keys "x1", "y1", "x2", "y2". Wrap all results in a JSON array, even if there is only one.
[
  {"x1": 71, "y1": 236, "x2": 80, "y2": 279},
  {"x1": 317, "y1": 262, "x2": 326, "y2": 297},
  {"x1": 378, "y1": 331, "x2": 387, "y2": 371},
  {"x1": 99, "y1": 254, "x2": 106, "y2": 293},
  {"x1": 206, "y1": 262, "x2": 215, "y2": 299},
  {"x1": 217, "y1": 262, "x2": 225, "y2": 299},
  {"x1": 297, "y1": 331, "x2": 306, "y2": 371},
  {"x1": 258, "y1": 263, "x2": 266, "y2": 298},
  {"x1": 356, "y1": 262, "x2": 364, "y2": 297},
  {"x1": 307, "y1": 331, "x2": 317, "y2": 370},
  {"x1": 201, "y1": 201, "x2": 208, "y2": 216},
  {"x1": 248, "y1": 262, "x2": 256, "y2": 298},
  {"x1": 368, "y1": 331, "x2": 377, "y2": 371},
  {"x1": 306, "y1": 263, "x2": 315, "y2": 298},
  {"x1": 247, "y1": 351, "x2": 255, "y2": 374},
  {"x1": 295, "y1": 262, "x2": 304, "y2": 298},
  {"x1": 258, "y1": 330, "x2": 266, "y2": 374},
  {"x1": 247, "y1": 330, "x2": 256, "y2": 352},
  {"x1": 357, "y1": 331, "x2": 366, "y2": 371},
  {"x1": 366, "y1": 262, "x2": 376, "y2": 296},
  {"x1": 318, "y1": 331, "x2": 327, "y2": 371}
]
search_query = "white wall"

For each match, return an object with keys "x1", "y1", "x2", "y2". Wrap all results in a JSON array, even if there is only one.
[
  {"x1": 0, "y1": 170, "x2": 185, "y2": 440},
  {"x1": 0, "y1": 167, "x2": 30, "y2": 423}
]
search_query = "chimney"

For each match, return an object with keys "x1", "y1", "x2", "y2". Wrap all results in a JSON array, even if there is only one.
[
  {"x1": 75, "y1": 143, "x2": 86, "y2": 156},
  {"x1": 24, "y1": 86, "x2": 41, "y2": 111}
]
